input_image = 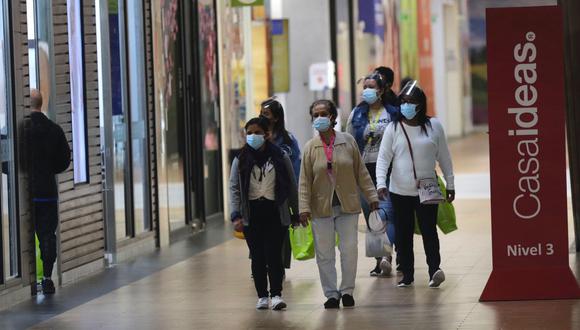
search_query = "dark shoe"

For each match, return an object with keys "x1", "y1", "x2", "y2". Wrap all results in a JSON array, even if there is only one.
[
  {"x1": 370, "y1": 258, "x2": 382, "y2": 277},
  {"x1": 324, "y1": 297, "x2": 340, "y2": 309},
  {"x1": 42, "y1": 279, "x2": 55, "y2": 294},
  {"x1": 341, "y1": 294, "x2": 355, "y2": 308},
  {"x1": 397, "y1": 277, "x2": 414, "y2": 288}
]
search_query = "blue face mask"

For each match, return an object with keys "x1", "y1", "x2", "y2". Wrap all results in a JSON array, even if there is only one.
[
  {"x1": 312, "y1": 117, "x2": 331, "y2": 132},
  {"x1": 400, "y1": 103, "x2": 418, "y2": 120},
  {"x1": 362, "y1": 88, "x2": 379, "y2": 104},
  {"x1": 246, "y1": 134, "x2": 265, "y2": 150}
]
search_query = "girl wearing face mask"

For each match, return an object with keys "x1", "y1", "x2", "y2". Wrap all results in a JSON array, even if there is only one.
[
  {"x1": 375, "y1": 81, "x2": 455, "y2": 288},
  {"x1": 346, "y1": 73, "x2": 399, "y2": 278},
  {"x1": 229, "y1": 117, "x2": 298, "y2": 311},
  {"x1": 299, "y1": 100, "x2": 379, "y2": 309}
]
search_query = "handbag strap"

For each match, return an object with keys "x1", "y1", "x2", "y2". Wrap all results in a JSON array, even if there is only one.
[{"x1": 399, "y1": 122, "x2": 417, "y2": 180}]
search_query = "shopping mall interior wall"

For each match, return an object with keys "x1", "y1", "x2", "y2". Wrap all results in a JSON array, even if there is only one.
[{"x1": 279, "y1": 0, "x2": 332, "y2": 147}]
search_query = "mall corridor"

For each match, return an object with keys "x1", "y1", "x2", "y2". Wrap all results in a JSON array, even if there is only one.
[{"x1": 1, "y1": 133, "x2": 578, "y2": 329}]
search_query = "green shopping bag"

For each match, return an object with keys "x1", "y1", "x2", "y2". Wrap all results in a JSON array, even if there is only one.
[
  {"x1": 289, "y1": 222, "x2": 315, "y2": 260},
  {"x1": 414, "y1": 177, "x2": 457, "y2": 235},
  {"x1": 35, "y1": 234, "x2": 44, "y2": 281}
]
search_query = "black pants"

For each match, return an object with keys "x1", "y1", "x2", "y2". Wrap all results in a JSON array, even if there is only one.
[
  {"x1": 390, "y1": 193, "x2": 440, "y2": 280},
  {"x1": 244, "y1": 199, "x2": 288, "y2": 298},
  {"x1": 34, "y1": 201, "x2": 58, "y2": 278}
]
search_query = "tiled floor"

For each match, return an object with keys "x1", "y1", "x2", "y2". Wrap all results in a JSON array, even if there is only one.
[{"x1": 8, "y1": 133, "x2": 580, "y2": 329}]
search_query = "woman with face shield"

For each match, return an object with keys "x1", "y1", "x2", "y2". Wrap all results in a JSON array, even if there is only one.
[{"x1": 375, "y1": 81, "x2": 456, "y2": 288}]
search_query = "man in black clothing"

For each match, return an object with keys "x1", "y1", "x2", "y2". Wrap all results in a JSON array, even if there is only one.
[{"x1": 27, "y1": 89, "x2": 71, "y2": 294}]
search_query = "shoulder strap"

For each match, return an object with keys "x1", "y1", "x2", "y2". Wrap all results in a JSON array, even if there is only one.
[{"x1": 399, "y1": 122, "x2": 417, "y2": 180}]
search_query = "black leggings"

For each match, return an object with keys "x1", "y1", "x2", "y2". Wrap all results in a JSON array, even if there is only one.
[
  {"x1": 34, "y1": 201, "x2": 59, "y2": 278},
  {"x1": 244, "y1": 199, "x2": 288, "y2": 298},
  {"x1": 390, "y1": 193, "x2": 440, "y2": 280}
]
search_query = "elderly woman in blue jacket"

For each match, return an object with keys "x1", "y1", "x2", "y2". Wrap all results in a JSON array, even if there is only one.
[{"x1": 347, "y1": 72, "x2": 399, "y2": 277}]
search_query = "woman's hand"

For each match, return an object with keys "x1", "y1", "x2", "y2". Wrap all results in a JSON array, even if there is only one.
[
  {"x1": 299, "y1": 212, "x2": 311, "y2": 227},
  {"x1": 378, "y1": 188, "x2": 389, "y2": 201},
  {"x1": 446, "y1": 189, "x2": 455, "y2": 203},
  {"x1": 233, "y1": 218, "x2": 244, "y2": 232},
  {"x1": 370, "y1": 201, "x2": 379, "y2": 211}
]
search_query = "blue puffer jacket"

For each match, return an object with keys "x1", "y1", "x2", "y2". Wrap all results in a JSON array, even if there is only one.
[{"x1": 349, "y1": 102, "x2": 400, "y2": 153}]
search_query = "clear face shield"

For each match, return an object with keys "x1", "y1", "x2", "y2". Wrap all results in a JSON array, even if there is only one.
[{"x1": 399, "y1": 80, "x2": 421, "y2": 100}]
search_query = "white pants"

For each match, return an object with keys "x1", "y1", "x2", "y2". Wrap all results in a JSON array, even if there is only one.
[{"x1": 311, "y1": 206, "x2": 359, "y2": 299}]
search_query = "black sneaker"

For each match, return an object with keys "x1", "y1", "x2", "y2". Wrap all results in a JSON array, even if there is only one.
[
  {"x1": 42, "y1": 279, "x2": 55, "y2": 294},
  {"x1": 397, "y1": 278, "x2": 414, "y2": 288},
  {"x1": 324, "y1": 297, "x2": 340, "y2": 309},
  {"x1": 369, "y1": 258, "x2": 382, "y2": 277},
  {"x1": 341, "y1": 294, "x2": 355, "y2": 308}
]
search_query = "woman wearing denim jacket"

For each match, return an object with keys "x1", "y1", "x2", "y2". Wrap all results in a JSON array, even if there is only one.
[
  {"x1": 298, "y1": 100, "x2": 378, "y2": 309},
  {"x1": 347, "y1": 72, "x2": 399, "y2": 277},
  {"x1": 229, "y1": 117, "x2": 298, "y2": 310}
]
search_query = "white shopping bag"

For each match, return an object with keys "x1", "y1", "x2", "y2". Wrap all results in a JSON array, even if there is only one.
[{"x1": 365, "y1": 231, "x2": 393, "y2": 257}]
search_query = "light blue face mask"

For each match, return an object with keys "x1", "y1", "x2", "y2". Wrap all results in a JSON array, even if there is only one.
[
  {"x1": 246, "y1": 134, "x2": 265, "y2": 150},
  {"x1": 400, "y1": 103, "x2": 418, "y2": 120},
  {"x1": 362, "y1": 88, "x2": 379, "y2": 104},
  {"x1": 312, "y1": 117, "x2": 331, "y2": 132}
]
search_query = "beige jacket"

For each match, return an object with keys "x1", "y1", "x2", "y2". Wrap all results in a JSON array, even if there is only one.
[{"x1": 299, "y1": 131, "x2": 378, "y2": 218}]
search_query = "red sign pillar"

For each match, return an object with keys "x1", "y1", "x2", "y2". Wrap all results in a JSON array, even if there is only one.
[{"x1": 481, "y1": 6, "x2": 580, "y2": 301}]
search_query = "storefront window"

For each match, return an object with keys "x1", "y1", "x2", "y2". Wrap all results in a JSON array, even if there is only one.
[
  {"x1": 1, "y1": 0, "x2": 19, "y2": 281},
  {"x1": 152, "y1": 0, "x2": 188, "y2": 232},
  {"x1": 198, "y1": 0, "x2": 222, "y2": 217}
]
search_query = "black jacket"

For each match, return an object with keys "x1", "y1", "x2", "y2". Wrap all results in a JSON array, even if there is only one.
[{"x1": 27, "y1": 112, "x2": 71, "y2": 199}]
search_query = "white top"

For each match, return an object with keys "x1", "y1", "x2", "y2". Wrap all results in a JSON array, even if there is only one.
[
  {"x1": 376, "y1": 118, "x2": 454, "y2": 196},
  {"x1": 346, "y1": 107, "x2": 392, "y2": 163},
  {"x1": 248, "y1": 160, "x2": 276, "y2": 201}
]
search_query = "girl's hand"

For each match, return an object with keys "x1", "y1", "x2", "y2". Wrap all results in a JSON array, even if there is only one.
[
  {"x1": 233, "y1": 218, "x2": 244, "y2": 232},
  {"x1": 370, "y1": 201, "x2": 379, "y2": 211}
]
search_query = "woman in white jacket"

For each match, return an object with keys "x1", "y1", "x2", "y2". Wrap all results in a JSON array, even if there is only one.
[{"x1": 376, "y1": 81, "x2": 455, "y2": 288}]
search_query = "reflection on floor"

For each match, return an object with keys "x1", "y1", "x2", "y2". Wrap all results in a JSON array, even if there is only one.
[{"x1": 2, "y1": 133, "x2": 580, "y2": 329}]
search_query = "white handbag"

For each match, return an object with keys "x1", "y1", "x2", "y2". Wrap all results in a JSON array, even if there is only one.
[{"x1": 400, "y1": 122, "x2": 444, "y2": 205}]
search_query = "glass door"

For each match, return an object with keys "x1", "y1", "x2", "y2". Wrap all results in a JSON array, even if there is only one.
[
  {"x1": 103, "y1": 0, "x2": 151, "y2": 242},
  {"x1": 108, "y1": 0, "x2": 131, "y2": 240},
  {"x1": 126, "y1": 0, "x2": 150, "y2": 234},
  {"x1": 1, "y1": 0, "x2": 19, "y2": 282}
]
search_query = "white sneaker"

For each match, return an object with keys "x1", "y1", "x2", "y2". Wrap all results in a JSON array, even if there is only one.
[
  {"x1": 271, "y1": 296, "x2": 287, "y2": 310},
  {"x1": 429, "y1": 269, "x2": 445, "y2": 288},
  {"x1": 256, "y1": 297, "x2": 269, "y2": 310},
  {"x1": 379, "y1": 257, "x2": 392, "y2": 276}
]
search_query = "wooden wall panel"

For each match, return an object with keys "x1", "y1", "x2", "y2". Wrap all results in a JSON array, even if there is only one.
[{"x1": 52, "y1": 0, "x2": 105, "y2": 274}]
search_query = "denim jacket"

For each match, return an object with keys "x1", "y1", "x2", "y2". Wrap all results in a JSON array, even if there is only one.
[{"x1": 348, "y1": 102, "x2": 400, "y2": 153}]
